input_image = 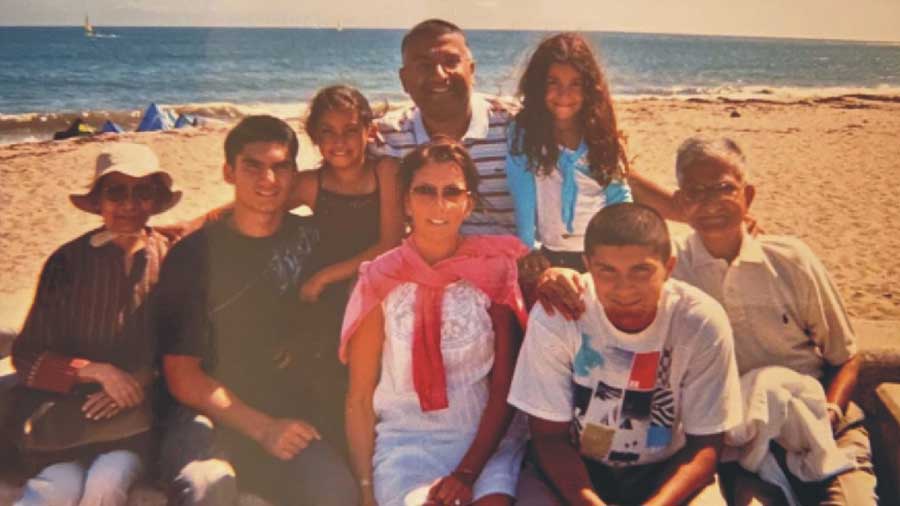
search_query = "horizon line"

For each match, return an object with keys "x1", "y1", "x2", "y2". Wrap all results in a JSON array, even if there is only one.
[{"x1": 1, "y1": 24, "x2": 899, "y2": 45}]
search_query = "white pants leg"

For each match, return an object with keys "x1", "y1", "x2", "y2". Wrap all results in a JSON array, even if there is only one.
[
  {"x1": 15, "y1": 461, "x2": 86, "y2": 506},
  {"x1": 78, "y1": 450, "x2": 143, "y2": 506}
]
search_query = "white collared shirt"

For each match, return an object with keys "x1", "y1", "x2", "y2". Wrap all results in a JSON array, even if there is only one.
[
  {"x1": 373, "y1": 93, "x2": 514, "y2": 236},
  {"x1": 671, "y1": 232, "x2": 857, "y2": 377}
]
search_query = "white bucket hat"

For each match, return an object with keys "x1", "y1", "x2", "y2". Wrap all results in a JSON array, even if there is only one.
[{"x1": 69, "y1": 143, "x2": 182, "y2": 215}]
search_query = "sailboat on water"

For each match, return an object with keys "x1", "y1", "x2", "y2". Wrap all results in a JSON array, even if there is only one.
[{"x1": 84, "y1": 15, "x2": 94, "y2": 37}]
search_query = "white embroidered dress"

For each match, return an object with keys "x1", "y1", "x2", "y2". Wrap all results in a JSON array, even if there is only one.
[{"x1": 373, "y1": 281, "x2": 527, "y2": 506}]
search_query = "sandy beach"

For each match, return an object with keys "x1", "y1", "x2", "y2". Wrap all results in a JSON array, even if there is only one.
[{"x1": 1, "y1": 95, "x2": 899, "y2": 332}]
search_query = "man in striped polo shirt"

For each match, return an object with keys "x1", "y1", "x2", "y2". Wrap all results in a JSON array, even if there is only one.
[{"x1": 373, "y1": 18, "x2": 516, "y2": 236}]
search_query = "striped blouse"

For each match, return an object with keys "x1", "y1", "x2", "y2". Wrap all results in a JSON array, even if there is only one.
[{"x1": 13, "y1": 228, "x2": 170, "y2": 393}]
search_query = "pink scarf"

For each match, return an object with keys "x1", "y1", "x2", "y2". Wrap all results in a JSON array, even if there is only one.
[{"x1": 340, "y1": 235, "x2": 528, "y2": 411}]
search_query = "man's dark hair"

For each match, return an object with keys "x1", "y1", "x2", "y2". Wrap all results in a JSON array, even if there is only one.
[
  {"x1": 584, "y1": 203, "x2": 672, "y2": 261},
  {"x1": 401, "y1": 18, "x2": 466, "y2": 55},
  {"x1": 224, "y1": 115, "x2": 299, "y2": 167}
]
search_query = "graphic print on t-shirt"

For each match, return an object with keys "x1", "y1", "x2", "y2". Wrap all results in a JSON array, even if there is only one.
[
  {"x1": 573, "y1": 336, "x2": 676, "y2": 465},
  {"x1": 265, "y1": 222, "x2": 318, "y2": 294}
]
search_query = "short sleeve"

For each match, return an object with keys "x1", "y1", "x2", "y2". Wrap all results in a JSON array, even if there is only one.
[
  {"x1": 508, "y1": 305, "x2": 578, "y2": 422},
  {"x1": 798, "y1": 247, "x2": 857, "y2": 366},
  {"x1": 154, "y1": 240, "x2": 208, "y2": 358},
  {"x1": 679, "y1": 305, "x2": 743, "y2": 435}
]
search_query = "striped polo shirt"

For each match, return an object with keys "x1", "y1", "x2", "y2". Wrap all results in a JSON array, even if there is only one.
[{"x1": 372, "y1": 93, "x2": 516, "y2": 236}]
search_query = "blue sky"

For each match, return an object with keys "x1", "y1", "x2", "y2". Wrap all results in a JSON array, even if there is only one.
[{"x1": 2, "y1": 0, "x2": 899, "y2": 42}]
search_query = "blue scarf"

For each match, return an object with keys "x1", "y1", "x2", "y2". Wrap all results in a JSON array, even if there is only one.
[{"x1": 559, "y1": 142, "x2": 591, "y2": 234}]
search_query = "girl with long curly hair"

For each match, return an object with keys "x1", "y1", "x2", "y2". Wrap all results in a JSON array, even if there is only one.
[{"x1": 507, "y1": 33, "x2": 635, "y2": 275}]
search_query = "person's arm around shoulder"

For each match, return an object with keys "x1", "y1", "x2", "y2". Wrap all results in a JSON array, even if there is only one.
[
  {"x1": 532, "y1": 268, "x2": 587, "y2": 321},
  {"x1": 628, "y1": 169, "x2": 683, "y2": 221},
  {"x1": 345, "y1": 304, "x2": 386, "y2": 506},
  {"x1": 299, "y1": 158, "x2": 403, "y2": 302}
]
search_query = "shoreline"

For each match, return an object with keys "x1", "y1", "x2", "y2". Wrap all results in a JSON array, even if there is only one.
[
  {"x1": 1, "y1": 96, "x2": 899, "y2": 330},
  {"x1": 3, "y1": 88, "x2": 900, "y2": 145}
]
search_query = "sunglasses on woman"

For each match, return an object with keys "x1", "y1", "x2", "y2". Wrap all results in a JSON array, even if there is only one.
[
  {"x1": 410, "y1": 184, "x2": 471, "y2": 204},
  {"x1": 102, "y1": 183, "x2": 158, "y2": 203}
]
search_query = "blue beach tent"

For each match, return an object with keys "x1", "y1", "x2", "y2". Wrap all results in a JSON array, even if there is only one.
[
  {"x1": 100, "y1": 120, "x2": 124, "y2": 134},
  {"x1": 174, "y1": 114, "x2": 197, "y2": 128},
  {"x1": 136, "y1": 103, "x2": 175, "y2": 132}
]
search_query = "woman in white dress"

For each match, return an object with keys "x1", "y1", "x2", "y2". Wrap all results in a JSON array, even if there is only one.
[{"x1": 342, "y1": 138, "x2": 528, "y2": 506}]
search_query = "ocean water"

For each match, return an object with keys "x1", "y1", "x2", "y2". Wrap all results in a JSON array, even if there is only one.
[{"x1": 1, "y1": 26, "x2": 900, "y2": 143}]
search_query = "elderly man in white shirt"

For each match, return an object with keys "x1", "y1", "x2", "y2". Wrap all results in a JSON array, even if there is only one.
[{"x1": 669, "y1": 136, "x2": 877, "y2": 506}]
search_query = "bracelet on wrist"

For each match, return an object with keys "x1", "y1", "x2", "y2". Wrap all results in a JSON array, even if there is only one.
[{"x1": 359, "y1": 478, "x2": 373, "y2": 488}]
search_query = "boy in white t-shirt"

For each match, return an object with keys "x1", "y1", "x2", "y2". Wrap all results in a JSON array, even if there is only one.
[{"x1": 508, "y1": 203, "x2": 743, "y2": 506}]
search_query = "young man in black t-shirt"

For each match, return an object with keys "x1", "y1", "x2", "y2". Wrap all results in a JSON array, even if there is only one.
[{"x1": 155, "y1": 115, "x2": 357, "y2": 506}]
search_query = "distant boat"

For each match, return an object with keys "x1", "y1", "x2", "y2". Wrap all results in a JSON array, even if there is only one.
[
  {"x1": 336, "y1": 20, "x2": 343, "y2": 32},
  {"x1": 84, "y1": 15, "x2": 94, "y2": 37}
]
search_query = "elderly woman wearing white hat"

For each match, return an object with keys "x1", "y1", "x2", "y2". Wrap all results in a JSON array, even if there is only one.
[{"x1": 10, "y1": 143, "x2": 180, "y2": 506}]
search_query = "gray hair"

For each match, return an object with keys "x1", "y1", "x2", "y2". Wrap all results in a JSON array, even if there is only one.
[{"x1": 675, "y1": 136, "x2": 748, "y2": 186}]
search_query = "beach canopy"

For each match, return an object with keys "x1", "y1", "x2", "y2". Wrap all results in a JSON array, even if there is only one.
[
  {"x1": 174, "y1": 114, "x2": 197, "y2": 129},
  {"x1": 136, "y1": 103, "x2": 175, "y2": 132},
  {"x1": 100, "y1": 120, "x2": 124, "y2": 134}
]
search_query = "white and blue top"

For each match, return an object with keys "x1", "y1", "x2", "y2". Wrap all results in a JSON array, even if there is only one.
[{"x1": 505, "y1": 124, "x2": 632, "y2": 252}]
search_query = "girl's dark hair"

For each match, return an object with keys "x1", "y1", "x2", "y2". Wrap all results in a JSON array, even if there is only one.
[
  {"x1": 512, "y1": 32, "x2": 627, "y2": 185},
  {"x1": 399, "y1": 137, "x2": 480, "y2": 196},
  {"x1": 305, "y1": 85, "x2": 375, "y2": 144}
]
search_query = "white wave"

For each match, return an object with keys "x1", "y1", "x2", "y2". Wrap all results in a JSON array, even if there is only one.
[{"x1": 613, "y1": 84, "x2": 900, "y2": 102}]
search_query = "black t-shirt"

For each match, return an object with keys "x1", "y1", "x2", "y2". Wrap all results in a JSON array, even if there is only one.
[{"x1": 156, "y1": 214, "x2": 319, "y2": 418}]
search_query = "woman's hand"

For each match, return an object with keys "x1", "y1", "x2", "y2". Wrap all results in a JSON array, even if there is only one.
[
  {"x1": 77, "y1": 362, "x2": 144, "y2": 408},
  {"x1": 81, "y1": 391, "x2": 122, "y2": 420},
  {"x1": 299, "y1": 272, "x2": 331, "y2": 303},
  {"x1": 426, "y1": 474, "x2": 474, "y2": 506}
]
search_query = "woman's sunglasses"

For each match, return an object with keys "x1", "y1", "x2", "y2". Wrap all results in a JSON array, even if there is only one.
[
  {"x1": 410, "y1": 184, "x2": 471, "y2": 204},
  {"x1": 101, "y1": 183, "x2": 158, "y2": 203}
]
